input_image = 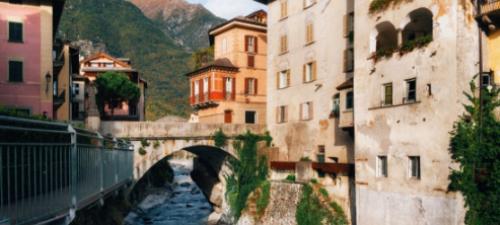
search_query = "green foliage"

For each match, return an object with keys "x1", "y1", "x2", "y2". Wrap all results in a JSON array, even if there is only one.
[
  {"x1": 286, "y1": 174, "x2": 296, "y2": 182},
  {"x1": 190, "y1": 46, "x2": 214, "y2": 70},
  {"x1": 448, "y1": 80, "x2": 500, "y2": 225},
  {"x1": 262, "y1": 131, "x2": 273, "y2": 147},
  {"x1": 375, "y1": 47, "x2": 396, "y2": 60},
  {"x1": 256, "y1": 180, "x2": 271, "y2": 216},
  {"x1": 59, "y1": 0, "x2": 192, "y2": 120},
  {"x1": 153, "y1": 140, "x2": 161, "y2": 149},
  {"x1": 138, "y1": 147, "x2": 147, "y2": 156},
  {"x1": 140, "y1": 139, "x2": 150, "y2": 147},
  {"x1": 399, "y1": 35, "x2": 433, "y2": 55},
  {"x1": 369, "y1": 0, "x2": 405, "y2": 13},
  {"x1": 95, "y1": 72, "x2": 140, "y2": 116},
  {"x1": 225, "y1": 132, "x2": 270, "y2": 219},
  {"x1": 300, "y1": 157, "x2": 312, "y2": 162},
  {"x1": 319, "y1": 188, "x2": 329, "y2": 198},
  {"x1": 296, "y1": 185, "x2": 348, "y2": 225},
  {"x1": 0, "y1": 105, "x2": 51, "y2": 121},
  {"x1": 310, "y1": 179, "x2": 318, "y2": 184},
  {"x1": 213, "y1": 129, "x2": 228, "y2": 148}
]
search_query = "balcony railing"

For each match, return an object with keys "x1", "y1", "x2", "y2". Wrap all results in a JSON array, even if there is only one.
[{"x1": 0, "y1": 116, "x2": 133, "y2": 225}]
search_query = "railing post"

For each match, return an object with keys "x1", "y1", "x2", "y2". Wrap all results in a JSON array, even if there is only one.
[
  {"x1": 113, "y1": 138, "x2": 119, "y2": 185},
  {"x1": 67, "y1": 125, "x2": 77, "y2": 223},
  {"x1": 96, "y1": 132, "x2": 104, "y2": 198}
]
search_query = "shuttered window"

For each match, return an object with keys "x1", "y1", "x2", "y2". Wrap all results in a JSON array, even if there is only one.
[
  {"x1": 383, "y1": 83, "x2": 393, "y2": 105},
  {"x1": 277, "y1": 105, "x2": 288, "y2": 123},
  {"x1": 8, "y1": 61, "x2": 23, "y2": 82},
  {"x1": 303, "y1": 61, "x2": 316, "y2": 82},
  {"x1": 248, "y1": 55, "x2": 255, "y2": 67},
  {"x1": 245, "y1": 36, "x2": 257, "y2": 53},
  {"x1": 343, "y1": 48, "x2": 354, "y2": 72},
  {"x1": 277, "y1": 70, "x2": 290, "y2": 89},
  {"x1": 8, "y1": 22, "x2": 23, "y2": 43},
  {"x1": 245, "y1": 78, "x2": 258, "y2": 95},
  {"x1": 306, "y1": 23, "x2": 314, "y2": 44},
  {"x1": 300, "y1": 102, "x2": 313, "y2": 121},
  {"x1": 280, "y1": 35, "x2": 288, "y2": 54},
  {"x1": 280, "y1": 1, "x2": 288, "y2": 19}
]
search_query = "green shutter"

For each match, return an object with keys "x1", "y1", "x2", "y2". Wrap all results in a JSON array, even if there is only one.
[
  {"x1": 9, "y1": 61, "x2": 23, "y2": 82},
  {"x1": 9, "y1": 22, "x2": 23, "y2": 42}
]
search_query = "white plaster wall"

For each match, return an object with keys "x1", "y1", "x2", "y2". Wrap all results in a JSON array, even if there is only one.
[{"x1": 354, "y1": 0, "x2": 477, "y2": 224}]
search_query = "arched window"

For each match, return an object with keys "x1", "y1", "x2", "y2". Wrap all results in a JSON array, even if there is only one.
[
  {"x1": 375, "y1": 21, "x2": 398, "y2": 54},
  {"x1": 402, "y1": 8, "x2": 433, "y2": 44}
]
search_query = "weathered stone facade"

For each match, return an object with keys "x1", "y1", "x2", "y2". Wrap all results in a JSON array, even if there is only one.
[{"x1": 353, "y1": 1, "x2": 478, "y2": 224}]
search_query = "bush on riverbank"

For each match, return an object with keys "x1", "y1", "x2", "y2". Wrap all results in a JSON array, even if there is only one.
[
  {"x1": 296, "y1": 184, "x2": 348, "y2": 225},
  {"x1": 225, "y1": 131, "x2": 271, "y2": 219}
]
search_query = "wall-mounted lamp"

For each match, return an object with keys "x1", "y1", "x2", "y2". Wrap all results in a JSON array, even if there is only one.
[{"x1": 45, "y1": 72, "x2": 52, "y2": 94}]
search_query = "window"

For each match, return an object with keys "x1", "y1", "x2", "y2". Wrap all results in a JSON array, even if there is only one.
[
  {"x1": 375, "y1": 22, "x2": 398, "y2": 54},
  {"x1": 344, "y1": 12, "x2": 355, "y2": 40},
  {"x1": 248, "y1": 55, "x2": 255, "y2": 67},
  {"x1": 280, "y1": 35, "x2": 288, "y2": 54},
  {"x1": 277, "y1": 70, "x2": 290, "y2": 89},
  {"x1": 8, "y1": 22, "x2": 23, "y2": 43},
  {"x1": 304, "y1": 0, "x2": 315, "y2": 8},
  {"x1": 194, "y1": 80, "x2": 200, "y2": 99},
  {"x1": 280, "y1": 1, "x2": 288, "y2": 19},
  {"x1": 377, "y1": 156, "x2": 388, "y2": 177},
  {"x1": 300, "y1": 102, "x2": 313, "y2": 121},
  {"x1": 224, "y1": 77, "x2": 233, "y2": 99},
  {"x1": 73, "y1": 83, "x2": 80, "y2": 95},
  {"x1": 383, "y1": 83, "x2": 393, "y2": 105},
  {"x1": 409, "y1": 156, "x2": 421, "y2": 179},
  {"x1": 277, "y1": 105, "x2": 288, "y2": 123},
  {"x1": 306, "y1": 23, "x2": 314, "y2": 44},
  {"x1": 222, "y1": 38, "x2": 228, "y2": 54},
  {"x1": 402, "y1": 8, "x2": 433, "y2": 45},
  {"x1": 303, "y1": 61, "x2": 316, "y2": 82},
  {"x1": 346, "y1": 91, "x2": 353, "y2": 110},
  {"x1": 481, "y1": 72, "x2": 492, "y2": 87},
  {"x1": 344, "y1": 48, "x2": 354, "y2": 72},
  {"x1": 245, "y1": 111, "x2": 256, "y2": 124},
  {"x1": 8, "y1": 61, "x2": 23, "y2": 82},
  {"x1": 245, "y1": 36, "x2": 257, "y2": 53},
  {"x1": 405, "y1": 78, "x2": 417, "y2": 103},
  {"x1": 245, "y1": 78, "x2": 257, "y2": 95},
  {"x1": 332, "y1": 94, "x2": 340, "y2": 118},
  {"x1": 203, "y1": 77, "x2": 209, "y2": 94}
]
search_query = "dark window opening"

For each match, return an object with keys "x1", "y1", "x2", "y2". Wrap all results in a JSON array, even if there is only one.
[
  {"x1": 8, "y1": 22, "x2": 23, "y2": 43},
  {"x1": 375, "y1": 22, "x2": 398, "y2": 54},
  {"x1": 406, "y1": 79, "x2": 417, "y2": 102},
  {"x1": 9, "y1": 61, "x2": 23, "y2": 82},
  {"x1": 245, "y1": 111, "x2": 256, "y2": 124},
  {"x1": 402, "y1": 8, "x2": 433, "y2": 44},
  {"x1": 346, "y1": 91, "x2": 354, "y2": 110}
]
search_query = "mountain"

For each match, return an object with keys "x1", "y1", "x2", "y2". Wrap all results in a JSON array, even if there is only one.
[
  {"x1": 129, "y1": 0, "x2": 225, "y2": 51},
  {"x1": 58, "y1": 0, "x2": 196, "y2": 120}
]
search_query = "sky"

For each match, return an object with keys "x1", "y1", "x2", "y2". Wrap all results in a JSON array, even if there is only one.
[{"x1": 187, "y1": 0, "x2": 267, "y2": 19}]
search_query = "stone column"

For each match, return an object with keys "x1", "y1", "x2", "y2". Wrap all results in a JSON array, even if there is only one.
[{"x1": 85, "y1": 82, "x2": 101, "y2": 132}]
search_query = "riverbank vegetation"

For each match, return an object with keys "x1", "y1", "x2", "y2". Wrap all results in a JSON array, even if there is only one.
[
  {"x1": 225, "y1": 131, "x2": 272, "y2": 219},
  {"x1": 296, "y1": 183, "x2": 348, "y2": 225},
  {"x1": 448, "y1": 80, "x2": 500, "y2": 225}
]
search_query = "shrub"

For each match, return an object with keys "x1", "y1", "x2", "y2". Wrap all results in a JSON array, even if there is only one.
[
  {"x1": 285, "y1": 174, "x2": 296, "y2": 182},
  {"x1": 319, "y1": 188, "x2": 329, "y2": 198},
  {"x1": 138, "y1": 147, "x2": 147, "y2": 156},
  {"x1": 369, "y1": 0, "x2": 393, "y2": 13},
  {"x1": 213, "y1": 129, "x2": 228, "y2": 148},
  {"x1": 448, "y1": 80, "x2": 500, "y2": 225},
  {"x1": 400, "y1": 35, "x2": 433, "y2": 55},
  {"x1": 225, "y1": 131, "x2": 270, "y2": 219},
  {"x1": 296, "y1": 184, "x2": 348, "y2": 225},
  {"x1": 140, "y1": 139, "x2": 150, "y2": 147},
  {"x1": 153, "y1": 140, "x2": 160, "y2": 149},
  {"x1": 300, "y1": 157, "x2": 312, "y2": 162},
  {"x1": 310, "y1": 179, "x2": 318, "y2": 184},
  {"x1": 256, "y1": 181, "x2": 271, "y2": 216}
]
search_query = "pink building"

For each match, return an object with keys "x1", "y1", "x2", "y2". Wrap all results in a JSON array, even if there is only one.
[{"x1": 0, "y1": 0, "x2": 65, "y2": 118}]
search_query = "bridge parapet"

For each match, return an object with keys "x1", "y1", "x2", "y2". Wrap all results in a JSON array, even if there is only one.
[{"x1": 100, "y1": 122, "x2": 267, "y2": 140}]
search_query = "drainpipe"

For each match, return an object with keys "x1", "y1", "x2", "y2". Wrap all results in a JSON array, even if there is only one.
[{"x1": 476, "y1": 0, "x2": 483, "y2": 140}]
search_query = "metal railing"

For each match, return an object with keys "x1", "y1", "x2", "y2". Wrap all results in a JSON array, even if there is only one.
[{"x1": 0, "y1": 116, "x2": 134, "y2": 225}]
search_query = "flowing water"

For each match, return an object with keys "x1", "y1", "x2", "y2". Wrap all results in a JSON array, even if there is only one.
[{"x1": 124, "y1": 160, "x2": 213, "y2": 225}]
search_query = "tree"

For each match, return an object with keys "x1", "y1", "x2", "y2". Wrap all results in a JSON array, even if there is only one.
[
  {"x1": 190, "y1": 46, "x2": 214, "y2": 70},
  {"x1": 95, "y1": 72, "x2": 140, "y2": 117},
  {"x1": 448, "y1": 79, "x2": 500, "y2": 225}
]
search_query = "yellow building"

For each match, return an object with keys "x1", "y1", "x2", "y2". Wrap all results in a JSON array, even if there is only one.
[
  {"x1": 53, "y1": 40, "x2": 80, "y2": 121},
  {"x1": 477, "y1": 0, "x2": 500, "y2": 86},
  {"x1": 187, "y1": 10, "x2": 267, "y2": 124}
]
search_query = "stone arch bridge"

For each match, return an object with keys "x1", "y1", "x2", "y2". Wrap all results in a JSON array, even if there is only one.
[{"x1": 100, "y1": 121, "x2": 267, "y2": 219}]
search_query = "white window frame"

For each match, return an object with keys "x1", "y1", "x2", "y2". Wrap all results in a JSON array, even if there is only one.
[
  {"x1": 279, "y1": 71, "x2": 288, "y2": 89},
  {"x1": 247, "y1": 36, "x2": 256, "y2": 53},
  {"x1": 377, "y1": 156, "x2": 388, "y2": 178},
  {"x1": 222, "y1": 38, "x2": 228, "y2": 54},
  {"x1": 194, "y1": 80, "x2": 200, "y2": 96},
  {"x1": 247, "y1": 78, "x2": 256, "y2": 95},
  {"x1": 408, "y1": 156, "x2": 421, "y2": 179},
  {"x1": 405, "y1": 78, "x2": 417, "y2": 103},
  {"x1": 301, "y1": 102, "x2": 312, "y2": 121}
]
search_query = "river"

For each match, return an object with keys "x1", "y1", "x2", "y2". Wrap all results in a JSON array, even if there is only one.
[{"x1": 124, "y1": 160, "x2": 213, "y2": 225}]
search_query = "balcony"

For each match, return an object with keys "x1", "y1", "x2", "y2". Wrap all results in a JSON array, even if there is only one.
[
  {"x1": 477, "y1": 0, "x2": 500, "y2": 34},
  {"x1": 192, "y1": 94, "x2": 219, "y2": 110},
  {"x1": 53, "y1": 89, "x2": 66, "y2": 109},
  {"x1": 339, "y1": 110, "x2": 354, "y2": 129}
]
